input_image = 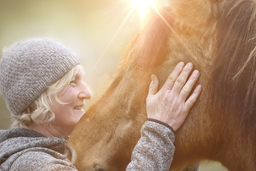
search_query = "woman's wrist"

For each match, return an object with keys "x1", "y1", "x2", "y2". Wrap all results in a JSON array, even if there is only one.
[{"x1": 147, "y1": 118, "x2": 175, "y2": 134}]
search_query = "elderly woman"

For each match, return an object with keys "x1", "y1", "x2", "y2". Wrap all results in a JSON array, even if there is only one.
[{"x1": 0, "y1": 39, "x2": 201, "y2": 170}]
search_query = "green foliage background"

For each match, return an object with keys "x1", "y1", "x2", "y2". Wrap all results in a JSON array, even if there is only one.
[{"x1": 0, "y1": 0, "x2": 228, "y2": 170}]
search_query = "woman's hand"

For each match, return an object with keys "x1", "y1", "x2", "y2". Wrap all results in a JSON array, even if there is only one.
[{"x1": 146, "y1": 62, "x2": 202, "y2": 131}]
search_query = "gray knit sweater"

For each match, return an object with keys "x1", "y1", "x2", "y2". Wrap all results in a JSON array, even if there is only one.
[{"x1": 0, "y1": 120, "x2": 175, "y2": 171}]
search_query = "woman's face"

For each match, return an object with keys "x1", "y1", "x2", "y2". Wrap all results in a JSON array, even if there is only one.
[{"x1": 50, "y1": 65, "x2": 91, "y2": 136}]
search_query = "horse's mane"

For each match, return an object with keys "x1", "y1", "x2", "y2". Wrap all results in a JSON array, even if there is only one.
[
  {"x1": 212, "y1": 0, "x2": 256, "y2": 134},
  {"x1": 116, "y1": 0, "x2": 256, "y2": 135}
]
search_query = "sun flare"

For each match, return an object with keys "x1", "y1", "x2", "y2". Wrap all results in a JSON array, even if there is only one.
[{"x1": 133, "y1": 0, "x2": 153, "y2": 15}]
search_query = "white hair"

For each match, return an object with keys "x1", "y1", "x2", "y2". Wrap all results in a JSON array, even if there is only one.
[{"x1": 11, "y1": 65, "x2": 83, "y2": 128}]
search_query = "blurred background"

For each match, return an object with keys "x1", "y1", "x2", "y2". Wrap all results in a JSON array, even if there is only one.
[{"x1": 0, "y1": 0, "x2": 227, "y2": 170}]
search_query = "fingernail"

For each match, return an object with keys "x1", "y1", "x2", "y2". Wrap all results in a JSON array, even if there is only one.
[
  {"x1": 186, "y1": 62, "x2": 193, "y2": 68},
  {"x1": 151, "y1": 74, "x2": 155, "y2": 81},
  {"x1": 193, "y1": 70, "x2": 199, "y2": 76},
  {"x1": 196, "y1": 85, "x2": 202, "y2": 91},
  {"x1": 178, "y1": 62, "x2": 185, "y2": 67}
]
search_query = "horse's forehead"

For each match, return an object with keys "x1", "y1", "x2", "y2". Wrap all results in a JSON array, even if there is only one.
[
  {"x1": 123, "y1": 0, "x2": 218, "y2": 70},
  {"x1": 168, "y1": 0, "x2": 219, "y2": 28}
]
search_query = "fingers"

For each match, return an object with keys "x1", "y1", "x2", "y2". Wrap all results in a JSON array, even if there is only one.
[
  {"x1": 179, "y1": 70, "x2": 200, "y2": 101},
  {"x1": 160, "y1": 62, "x2": 184, "y2": 94},
  {"x1": 148, "y1": 74, "x2": 159, "y2": 95},
  {"x1": 183, "y1": 85, "x2": 202, "y2": 113},
  {"x1": 171, "y1": 62, "x2": 194, "y2": 94}
]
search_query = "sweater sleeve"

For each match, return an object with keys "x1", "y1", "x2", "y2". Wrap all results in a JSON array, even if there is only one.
[
  {"x1": 126, "y1": 120, "x2": 175, "y2": 171},
  {"x1": 10, "y1": 150, "x2": 78, "y2": 171}
]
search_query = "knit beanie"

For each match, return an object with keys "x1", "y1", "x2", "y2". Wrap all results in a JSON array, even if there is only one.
[{"x1": 0, "y1": 39, "x2": 79, "y2": 116}]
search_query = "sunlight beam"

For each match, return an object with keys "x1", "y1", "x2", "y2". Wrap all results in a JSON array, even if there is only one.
[{"x1": 87, "y1": 5, "x2": 136, "y2": 78}]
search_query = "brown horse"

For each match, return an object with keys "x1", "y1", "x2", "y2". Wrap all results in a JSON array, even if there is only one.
[{"x1": 67, "y1": 0, "x2": 256, "y2": 170}]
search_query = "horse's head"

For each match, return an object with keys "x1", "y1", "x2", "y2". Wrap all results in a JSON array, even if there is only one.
[
  {"x1": 68, "y1": 0, "x2": 215, "y2": 170},
  {"x1": 68, "y1": 0, "x2": 256, "y2": 170}
]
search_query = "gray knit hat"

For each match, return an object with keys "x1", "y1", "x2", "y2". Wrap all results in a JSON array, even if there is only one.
[{"x1": 0, "y1": 39, "x2": 79, "y2": 116}]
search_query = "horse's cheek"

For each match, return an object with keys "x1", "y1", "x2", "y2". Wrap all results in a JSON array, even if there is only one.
[{"x1": 170, "y1": 97, "x2": 215, "y2": 165}]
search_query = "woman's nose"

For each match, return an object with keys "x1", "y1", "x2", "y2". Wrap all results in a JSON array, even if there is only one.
[{"x1": 79, "y1": 84, "x2": 91, "y2": 99}]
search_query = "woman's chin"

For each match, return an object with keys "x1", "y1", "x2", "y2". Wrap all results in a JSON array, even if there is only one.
[
  {"x1": 72, "y1": 109, "x2": 85, "y2": 122},
  {"x1": 73, "y1": 109, "x2": 85, "y2": 115}
]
